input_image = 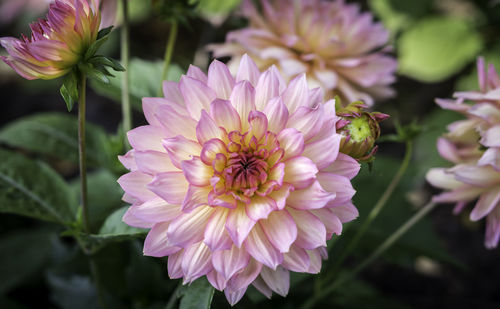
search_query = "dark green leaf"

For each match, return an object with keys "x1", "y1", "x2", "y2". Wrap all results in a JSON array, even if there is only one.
[
  {"x1": 97, "y1": 26, "x2": 113, "y2": 40},
  {"x1": 84, "y1": 26, "x2": 113, "y2": 61},
  {"x1": 0, "y1": 229, "x2": 53, "y2": 294},
  {"x1": 0, "y1": 113, "x2": 113, "y2": 168},
  {"x1": 179, "y1": 278, "x2": 214, "y2": 309},
  {"x1": 60, "y1": 71, "x2": 78, "y2": 112},
  {"x1": 0, "y1": 149, "x2": 77, "y2": 224},
  {"x1": 89, "y1": 56, "x2": 125, "y2": 72},
  {"x1": 47, "y1": 273, "x2": 99, "y2": 309}
]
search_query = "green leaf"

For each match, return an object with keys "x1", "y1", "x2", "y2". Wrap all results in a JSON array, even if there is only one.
[
  {"x1": 398, "y1": 17, "x2": 483, "y2": 82},
  {"x1": 0, "y1": 149, "x2": 77, "y2": 224},
  {"x1": 60, "y1": 71, "x2": 78, "y2": 112},
  {"x1": 0, "y1": 229, "x2": 53, "y2": 294},
  {"x1": 47, "y1": 273, "x2": 99, "y2": 309},
  {"x1": 89, "y1": 56, "x2": 126, "y2": 72},
  {"x1": 0, "y1": 113, "x2": 112, "y2": 168},
  {"x1": 90, "y1": 58, "x2": 184, "y2": 110},
  {"x1": 80, "y1": 64, "x2": 110, "y2": 84},
  {"x1": 179, "y1": 278, "x2": 214, "y2": 309},
  {"x1": 369, "y1": 0, "x2": 433, "y2": 33},
  {"x1": 84, "y1": 26, "x2": 113, "y2": 61},
  {"x1": 97, "y1": 26, "x2": 113, "y2": 40}
]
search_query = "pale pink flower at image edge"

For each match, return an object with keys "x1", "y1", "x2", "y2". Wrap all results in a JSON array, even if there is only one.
[
  {"x1": 118, "y1": 55, "x2": 361, "y2": 304},
  {"x1": 209, "y1": 0, "x2": 397, "y2": 106},
  {"x1": 426, "y1": 57, "x2": 500, "y2": 249}
]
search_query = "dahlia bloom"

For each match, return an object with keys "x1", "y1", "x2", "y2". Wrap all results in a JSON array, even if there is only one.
[
  {"x1": 209, "y1": 0, "x2": 397, "y2": 106},
  {"x1": 0, "y1": 0, "x2": 117, "y2": 80},
  {"x1": 118, "y1": 55, "x2": 360, "y2": 304},
  {"x1": 426, "y1": 58, "x2": 500, "y2": 249}
]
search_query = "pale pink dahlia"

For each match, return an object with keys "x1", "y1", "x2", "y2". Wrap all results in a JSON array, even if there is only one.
[
  {"x1": 118, "y1": 55, "x2": 360, "y2": 304},
  {"x1": 208, "y1": 0, "x2": 397, "y2": 106},
  {"x1": 426, "y1": 58, "x2": 500, "y2": 249}
]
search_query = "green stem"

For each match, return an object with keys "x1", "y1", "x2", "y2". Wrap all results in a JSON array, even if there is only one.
[
  {"x1": 159, "y1": 20, "x2": 178, "y2": 96},
  {"x1": 316, "y1": 141, "x2": 413, "y2": 291},
  {"x1": 302, "y1": 201, "x2": 437, "y2": 309},
  {"x1": 78, "y1": 71, "x2": 90, "y2": 234},
  {"x1": 165, "y1": 282, "x2": 183, "y2": 309},
  {"x1": 120, "y1": 0, "x2": 131, "y2": 146},
  {"x1": 90, "y1": 257, "x2": 107, "y2": 309}
]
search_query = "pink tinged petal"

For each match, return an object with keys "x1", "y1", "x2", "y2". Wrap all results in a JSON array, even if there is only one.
[
  {"x1": 155, "y1": 105, "x2": 197, "y2": 140},
  {"x1": 128, "y1": 125, "x2": 166, "y2": 152},
  {"x1": 143, "y1": 222, "x2": 181, "y2": 257},
  {"x1": 182, "y1": 185, "x2": 210, "y2": 212},
  {"x1": 163, "y1": 135, "x2": 202, "y2": 169},
  {"x1": 207, "y1": 270, "x2": 227, "y2": 291},
  {"x1": 207, "y1": 60, "x2": 235, "y2": 99},
  {"x1": 485, "y1": 207, "x2": 500, "y2": 249},
  {"x1": 204, "y1": 207, "x2": 233, "y2": 251},
  {"x1": 186, "y1": 64, "x2": 208, "y2": 83},
  {"x1": 470, "y1": 188, "x2": 500, "y2": 221},
  {"x1": 200, "y1": 139, "x2": 228, "y2": 165},
  {"x1": 288, "y1": 208, "x2": 327, "y2": 250},
  {"x1": 130, "y1": 197, "x2": 182, "y2": 223},
  {"x1": 432, "y1": 186, "x2": 484, "y2": 203},
  {"x1": 282, "y1": 74, "x2": 309, "y2": 114},
  {"x1": 212, "y1": 245, "x2": 250, "y2": 280},
  {"x1": 453, "y1": 165, "x2": 500, "y2": 187},
  {"x1": 196, "y1": 110, "x2": 225, "y2": 145},
  {"x1": 277, "y1": 128, "x2": 305, "y2": 160},
  {"x1": 478, "y1": 57, "x2": 486, "y2": 92},
  {"x1": 426, "y1": 168, "x2": 462, "y2": 190},
  {"x1": 224, "y1": 288, "x2": 247, "y2": 306},
  {"x1": 321, "y1": 153, "x2": 360, "y2": 179},
  {"x1": 311, "y1": 208, "x2": 343, "y2": 237},
  {"x1": 117, "y1": 171, "x2": 155, "y2": 202},
  {"x1": 317, "y1": 172, "x2": 356, "y2": 206},
  {"x1": 478, "y1": 148, "x2": 500, "y2": 170},
  {"x1": 252, "y1": 276, "x2": 272, "y2": 299},
  {"x1": 307, "y1": 249, "x2": 322, "y2": 274},
  {"x1": 283, "y1": 157, "x2": 318, "y2": 190},
  {"x1": 481, "y1": 125, "x2": 500, "y2": 147},
  {"x1": 210, "y1": 99, "x2": 241, "y2": 132},
  {"x1": 329, "y1": 203, "x2": 359, "y2": 223},
  {"x1": 303, "y1": 134, "x2": 342, "y2": 170},
  {"x1": 260, "y1": 266, "x2": 289, "y2": 297},
  {"x1": 162, "y1": 81, "x2": 185, "y2": 106},
  {"x1": 287, "y1": 105, "x2": 324, "y2": 141},
  {"x1": 118, "y1": 150, "x2": 137, "y2": 171},
  {"x1": 287, "y1": 180, "x2": 335, "y2": 210},
  {"x1": 244, "y1": 224, "x2": 283, "y2": 269},
  {"x1": 248, "y1": 110, "x2": 268, "y2": 141},
  {"x1": 268, "y1": 183, "x2": 292, "y2": 210},
  {"x1": 226, "y1": 203, "x2": 257, "y2": 247},
  {"x1": 255, "y1": 65, "x2": 285, "y2": 110},
  {"x1": 181, "y1": 241, "x2": 213, "y2": 283},
  {"x1": 263, "y1": 97, "x2": 289, "y2": 133},
  {"x1": 437, "y1": 138, "x2": 461, "y2": 164},
  {"x1": 134, "y1": 150, "x2": 176, "y2": 175},
  {"x1": 181, "y1": 157, "x2": 213, "y2": 187},
  {"x1": 143, "y1": 97, "x2": 186, "y2": 127},
  {"x1": 279, "y1": 58, "x2": 308, "y2": 77},
  {"x1": 236, "y1": 54, "x2": 260, "y2": 86},
  {"x1": 122, "y1": 206, "x2": 154, "y2": 228},
  {"x1": 179, "y1": 75, "x2": 216, "y2": 120},
  {"x1": 245, "y1": 196, "x2": 277, "y2": 221},
  {"x1": 230, "y1": 80, "x2": 256, "y2": 131},
  {"x1": 282, "y1": 245, "x2": 310, "y2": 272},
  {"x1": 147, "y1": 172, "x2": 189, "y2": 205},
  {"x1": 167, "y1": 250, "x2": 184, "y2": 279},
  {"x1": 260, "y1": 210, "x2": 297, "y2": 253},
  {"x1": 226, "y1": 258, "x2": 262, "y2": 292},
  {"x1": 167, "y1": 206, "x2": 214, "y2": 247}
]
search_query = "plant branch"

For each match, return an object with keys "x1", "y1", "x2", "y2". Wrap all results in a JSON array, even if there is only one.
[
  {"x1": 78, "y1": 71, "x2": 90, "y2": 234},
  {"x1": 159, "y1": 20, "x2": 178, "y2": 96},
  {"x1": 120, "y1": 0, "x2": 131, "y2": 145}
]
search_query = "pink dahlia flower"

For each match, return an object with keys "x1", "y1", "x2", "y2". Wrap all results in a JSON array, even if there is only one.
[
  {"x1": 118, "y1": 55, "x2": 360, "y2": 304},
  {"x1": 208, "y1": 0, "x2": 397, "y2": 106},
  {"x1": 426, "y1": 58, "x2": 500, "y2": 249},
  {"x1": 0, "y1": 0, "x2": 117, "y2": 80}
]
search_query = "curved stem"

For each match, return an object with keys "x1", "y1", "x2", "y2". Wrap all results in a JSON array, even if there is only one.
[
  {"x1": 159, "y1": 20, "x2": 178, "y2": 96},
  {"x1": 317, "y1": 141, "x2": 413, "y2": 289},
  {"x1": 120, "y1": 0, "x2": 131, "y2": 146},
  {"x1": 303, "y1": 201, "x2": 437, "y2": 309},
  {"x1": 78, "y1": 71, "x2": 90, "y2": 234}
]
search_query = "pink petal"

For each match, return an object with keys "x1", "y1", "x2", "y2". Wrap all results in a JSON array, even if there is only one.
[
  {"x1": 118, "y1": 150, "x2": 137, "y2": 171},
  {"x1": 321, "y1": 153, "x2": 360, "y2": 179},
  {"x1": 263, "y1": 97, "x2": 289, "y2": 133},
  {"x1": 481, "y1": 125, "x2": 500, "y2": 147},
  {"x1": 147, "y1": 172, "x2": 189, "y2": 204},
  {"x1": 282, "y1": 74, "x2": 309, "y2": 114},
  {"x1": 167, "y1": 250, "x2": 184, "y2": 279},
  {"x1": 155, "y1": 105, "x2": 197, "y2": 140},
  {"x1": 186, "y1": 64, "x2": 208, "y2": 83},
  {"x1": 426, "y1": 168, "x2": 462, "y2": 190},
  {"x1": 255, "y1": 65, "x2": 285, "y2": 110},
  {"x1": 470, "y1": 188, "x2": 500, "y2": 221},
  {"x1": 277, "y1": 128, "x2": 305, "y2": 160},
  {"x1": 437, "y1": 138, "x2": 461, "y2": 164},
  {"x1": 252, "y1": 276, "x2": 272, "y2": 298},
  {"x1": 167, "y1": 206, "x2": 214, "y2": 247},
  {"x1": 268, "y1": 183, "x2": 292, "y2": 210},
  {"x1": 143, "y1": 222, "x2": 181, "y2": 257},
  {"x1": 130, "y1": 197, "x2": 182, "y2": 223},
  {"x1": 236, "y1": 54, "x2": 260, "y2": 86},
  {"x1": 204, "y1": 207, "x2": 233, "y2": 251},
  {"x1": 432, "y1": 185, "x2": 484, "y2": 203},
  {"x1": 212, "y1": 245, "x2": 250, "y2": 280},
  {"x1": 317, "y1": 172, "x2": 356, "y2": 206},
  {"x1": 128, "y1": 125, "x2": 166, "y2": 152},
  {"x1": 485, "y1": 206, "x2": 500, "y2": 249},
  {"x1": 196, "y1": 110, "x2": 224, "y2": 145},
  {"x1": 224, "y1": 288, "x2": 247, "y2": 306},
  {"x1": 328, "y1": 203, "x2": 359, "y2": 223},
  {"x1": 200, "y1": 138, "x2": 228, "y2": 165},
  {"x1": 162, "y1": 81, "x2": 186, "y2": 106},
  {"x1": 260, "y1": 266, "x2": 289, "y2": 297},
  {"x1": 122, "y1": 206, "x2": 154, "y2": 228},
  {"x1": 181, "y1": 241, "x2": 213, "y2": 283},
  {"x1": 306, "y1": 249, "x2": 322, "y2": 273},
  {"x1": 303, "y1": 134, "x2": 342, "y2": 170},
  {"x1": 181, "y1": 157, "x2": 212, "y2": 187},
  {"x1": 311, "y1": 208, "x2": 343, "y2": 237},
  {"x1": 282, "y1": 245, "x2": 310, "y2": 272},
  {"x1": 207, "y1": 59, "x2": 235, "y2": 99},
  {"x1": 163, "y1": 135, "x2": 202, "y2": 169},
  {"x1": 288, "y1": 209, "x2": 327, "y2": 250},
  {"x1": 117, "y1": 171, "x2": 155, "y2": 202},
  {"x1": 248, "y1": 110, "x2": 269, "y2": 141},
  {"x1": 134, "y1": 150, "x2": 176, "y2": 175},
  {"x1": 179, "y1": 75, "x2": 216, "y2": 120},
  {"x1": 283, "y1": 157, "x2": 318, "y2": 189},
  {"x1": 287, "y1": 180, "x2": 335, "y2": 210},
  {"x1": 453, "y1": 165, "x2": 500, "y2": 187},
  {"x1": 244, "y1": 224, "x2": 283, "y2": 269},
  {"x1": 210, "y1": 99, "x2": 241, "y2": 132},
  {"x1": 226, "y1": 258, "x2": 262, "y2": 292},
  {"x1": 182, "y1": 185, "x2": 210, "y2": 212},
  {"x1": 287, "y1": 105, "x2": 324, "y2": 141},
  {"x1": 226, "y1": 203, "x2": 257, "y2": 247},
  {"x1": 207, "y1": 270, "x2": 227, "y2": 291},
  {"x1": 230, "y1": 80, "x2": 256, "y2": 131},
  {"x1": 245, "y1": 196, "x2": 277, "y2": 221},
  {"x1": 260, "y1": 210, "x2": 297, "y2": 253}
]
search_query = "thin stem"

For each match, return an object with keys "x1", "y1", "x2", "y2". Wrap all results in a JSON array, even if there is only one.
[
  {"x1": 318, "y1": 141, "x2": 413, "y2": 289},
  {"x1": 78, "y1": 71, "x2": 90, "y2": 234},
  {"x1": 159, "y1": 20, "x2": 178, "y2": 96},
  {"x1": 302, "y1": 201, "x2": 438, "y2": 309},
  {"x1": 165, "y1": 282, "x2": 183, "y2": 309},
  {"x1": 120, "y1": 0, "x2": 131, "y2": 145},
  {"x1": 90, "y1": 257, "x2": 107, "y2": 309}
]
